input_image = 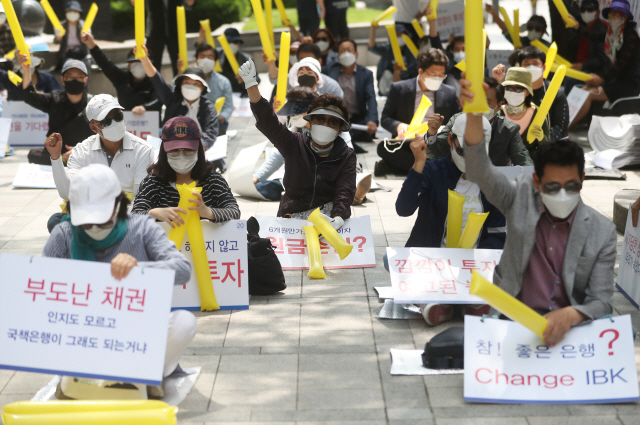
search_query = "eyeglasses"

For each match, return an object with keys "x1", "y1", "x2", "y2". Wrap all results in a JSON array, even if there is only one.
[
  {"x1": 311, "y1": 115, "x2": 341, "y2": 128},
  {"x1": 424, "y1": 72, "x2": 447, "y2": 79},
  {"x1": 505, "y1": 86, "x2": 526, "y2": 93},
  {"x1": 166, "y1": 149, "x2": 198, "y2": 157},
  {"x1": 541, "y1": 181, "x2": 582, "y2": 195},
  {"x1": 96, "y1": 110, "x2": 124, "y2": 128}
]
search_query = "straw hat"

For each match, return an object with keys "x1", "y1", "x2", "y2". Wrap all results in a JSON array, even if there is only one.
[{"x1": 501, "y1": 67, "x2": 534, "y2": 96}]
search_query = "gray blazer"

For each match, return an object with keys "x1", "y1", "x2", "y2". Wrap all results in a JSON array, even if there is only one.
[{"x1": 465, "y1": 140, "x2": 617, "y2": 320}]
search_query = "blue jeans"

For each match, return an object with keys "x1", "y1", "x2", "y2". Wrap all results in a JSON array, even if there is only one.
[{"x1": 255, "y1": 180, "x2": 284, "y2": 201}]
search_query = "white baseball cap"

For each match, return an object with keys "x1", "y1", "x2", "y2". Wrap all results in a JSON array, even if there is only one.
[
  {"x1": 289, "y1": 57, "x2": 324, "y2": 89},
  {"x1": 86, "y1": 94, "x2": 124, "y2": 122},
  {"x1": 452, "y1": 114, "x2": 492, "y2": 148},
  {"x1": 69, "y1": 164, "x2": 122, "y2": 226}
]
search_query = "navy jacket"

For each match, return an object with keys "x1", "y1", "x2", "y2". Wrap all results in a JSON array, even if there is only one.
[
  {"x1": 326, "y1": 63, "x2": 378, "y2": 124},
  {"x1": 0, "y1": 70, "x2": 60, "y2": 101},
  {"x1": 396, "y1": 154, "x2": 506, "y2": 249}
]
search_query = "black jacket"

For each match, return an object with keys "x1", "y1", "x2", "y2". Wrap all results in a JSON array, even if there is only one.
[
  {"x1": 566, "y1": 19, "x2": 608, "y2": 73},
  {"x1": 90, "y1": 45, "x2": 162, "y2": 112},
  {"x1": 150, "y1": 71, "x2": 219, "y2": 150},
  {"x1": 0, "y1": 70, "x2": 60, "y2": 101},
  {"x1": 381, "y1": 78, "x2": 460, "y2": 137},
  {"x1": 532, "y1": 79, "x2": 569, "y2": 142}
]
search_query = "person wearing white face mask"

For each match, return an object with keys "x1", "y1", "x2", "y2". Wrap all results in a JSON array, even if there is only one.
[
  {"x1": 486, "y1": 5, "x2": 551, "y2": 48},
  {"x1": 240, "y1": 60, "x2": 357, "y2": 226},
  {"x1": 312, "y1": 28, "x2": 339, "y2": 68},
  {"x1": 0, "y1": 54, "x2": 60, "y2": 102},
  {"x1": 565, "y1": 0, "x2": 608, "y2": 80},
  {"x1": 193, "y1": 44, "x2": 233, "y2": 135},
  {"x1": 54, "y1": 1, "x2": 91, "y2": 72},
  {"x1": 0, "y1": 4, "x2": 15, "y2": 56}
]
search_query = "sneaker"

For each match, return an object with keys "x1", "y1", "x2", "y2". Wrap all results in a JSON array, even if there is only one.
[
  {"x1": 421, "y1": 303, "x2": 454, "y2": 326},
  {"x1": 462, "y1": 304, "x2": 491, "y2": 317}
]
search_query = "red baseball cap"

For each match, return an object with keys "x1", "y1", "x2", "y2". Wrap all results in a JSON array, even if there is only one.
[{"x1": 161, "y1": 116, "x2": 201, "y2": 151}]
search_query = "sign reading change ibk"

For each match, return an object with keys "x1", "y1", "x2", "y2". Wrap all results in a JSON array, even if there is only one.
[{"x1": 464, "y1": 315, "x2": 639, "y2": 404}]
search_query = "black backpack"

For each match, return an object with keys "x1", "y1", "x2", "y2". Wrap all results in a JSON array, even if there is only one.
[
  {"x1": 422, "y1": 327, "x2": 464, "y2": 369},
  {"x1": 246, "y1": 217, "x2": 286, "y2": 295}
]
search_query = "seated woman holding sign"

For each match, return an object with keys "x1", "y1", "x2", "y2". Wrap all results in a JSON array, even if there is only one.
[
  {"x1": 43, "y1": 164, "x2": 196, "y2": 397},
  {"x1": 132, "y1": 116, "x2": 240, "y2": 226},
  {"x1": 240, "y1": 60, "x2": 356, "y2": 228}
]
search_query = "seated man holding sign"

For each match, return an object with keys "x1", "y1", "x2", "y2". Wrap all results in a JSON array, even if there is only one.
[{"x1": 459, "y1": 76, "x2": 617, "y2": 347}]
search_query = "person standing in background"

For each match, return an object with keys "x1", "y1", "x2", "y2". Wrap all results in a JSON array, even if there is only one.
[
  {"x1": 325, "y1": 0, "x2": 349, "y2": 40},
  {"x1": 393, "y1": 0, "x2": 429, "y2": 42},
  {"x1": 54, "y1": 1, "x2": 90, "y2": 71},
  {"x1": 297, "y1": 0, "x2": 325, "y2": 36}
]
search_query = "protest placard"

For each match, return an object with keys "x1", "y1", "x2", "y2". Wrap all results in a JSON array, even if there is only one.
[
  {"x1": 159, "y1": 220, "x2": 249, "y2": 310},
  {"x1": 228, "y1": 141, "x2": 269, "y2": 200},
  {"x1": 464, "y1": 315, "x2": 639, "y2": 403},
  {"x1": 4, "y1": 101, "x2": 48, "y2": 146},
  {"x1": 257, "y1": 215, "x2": 376, "y2": 269},
  {"x1": 0, "y1": 117, "x2": 11, "y2": 158},
  {"x1": 436, "y1": 0, "x2": 464, "y2": 41},
  {"x1": 0, "y1": 253, "x2": 174, "y2": 385},
  {"x1": 567, "y1": 87, "x2": 590, "y2": 126},
  {"x1": 123, "y1": 111, "x2": 159, "y2": 140},
  {"x1": 12, "y1": 163, "x2": 56, "y2": 189},
  {"x1": 205, "y1": 134, "x2": 228, "y2": 162},
  {"x1": 231, "y1": 93, "x2": 253, "y2": 118},
  {"x1": 616, "y1": 206, "x2": 640, "y2": 308},
  {"x1": 387, "y1": 247, "x2": 503, "y2": 304}
]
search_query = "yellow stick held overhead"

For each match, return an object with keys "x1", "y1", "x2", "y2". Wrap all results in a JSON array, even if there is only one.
[
  {"x1": 372, "y1": 6, "x2": 397, "y2": 26},
  {"x1": 461, "y1": 0, "x2": 489, "y2": 114},
  {"x1": 511, "y1": 9, "x2": 522, "y2": 48},
  {"x1": 218, "y1": 34, "x2": 240, "y2": 75},
  {"x1": 200, "y1": 19, "x2": 215, "y2": 50},
  {"x1": 176, "y1": 6, "x2": 188, "y2": 72},
  {"x1": 81, "y1": 3, "x2": 99, "y2": 33},
  {"x1": 457, "y1": 212, "x2": 489, "y2": 249},
  {"x1": 543, "y1": 42, "x2": 557, "y2": 79},
  {"x1": 402, "y1": 34, "x2": 418, "y2": 58},
  {"x1": 408, "y1": 95, "x2": 432, "y2": 130},
  {"x1": 274, "y1": 0, "x2": 290, "y2": 26},
  {"x1": 40, "y1": 0, "x2": 65, "y2": 37},
  {"x1": 1, "y1": 0, "x2": 30, "y2": 65},
  {"x1": 265, "y1": 0, "x2": 275, "y2": 49},
  {"x1": 426, "y1": 0, "x2": 438, "y2": 19},
  {"x1": 446, "y1": 190, "x2": 464, "y2": 248},
  {"x1": 275, "y1": 31, "x2": 291, "y2": 112},
  {"x1": 385, "y1": 24, "x2": 406, "y2": 70},
  {"x1": 411, "y1": 19, "x2": 425, "y2": 38},
  {"x1": 135, "y1": 0, "x2": 145, "y2": 58},
  {"x1": 530, "y1": 40, "x2": 572, "y2": 67},
  {"x1": 527, "y1": 64, "x2": 566, "y2": 144},
  {"x1": 499, "y1": 6, "x2": 514, "y2": 35},
  {"x1": 551, "y1": 0, "x2": 578, "y2": 28},
  {"x1": 250, "y1": 0, "x2": 276, "y2": 61}
]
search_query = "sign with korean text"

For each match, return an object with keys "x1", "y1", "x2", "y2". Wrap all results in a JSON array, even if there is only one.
[
  {"x1": 4, "y1": 101, "x2": 48, "y2": 146},
  {"x1": 231, "y1": 93, "x2": 253, "y2": 118},
  {"x1": 160, "y1": 220, "x2": 249, "y2": 310},
  {"x1": 616, "y1": 206, "x2": 640, "y2": 308},
  {"x1": 12, "y1": 163, "x2": 56, "y2": 188},
  {"x1": 256, "y1": 215, "x2": 376, "y2": 269},
  {"x1": 567, "y1": 87, "x2": 590, "y2": 126},
  {"x1": 436, "y1": 0, "x2": 464, "y2": 42},
  {"x1": 464, "y1": 315, "x2": 639, "y2": 403},
  {"x1": 0, "y1": 254, "x2": 174, "y2": 385},
  {"x1": 387, "y1": 247, "x2": 503, "y2": 304},
  {"x1": 123, "y1": 111, "x2": 159, "y2": 140},
  {"x1": 0, "y1": 117, "x2": 11, "y2": 158}
]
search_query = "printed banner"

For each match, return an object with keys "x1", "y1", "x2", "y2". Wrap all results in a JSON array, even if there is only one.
[
  {"x1": 123, "y1": 111, "x2": 159, "y2": 140},
  {"x1": 0, "y1": 254, "x2": 174, "y2": 385},
  {"x1": 616, "y1": 206, "x2": 640, "y2": 308},
  {"x1": 256, "y1": 215, "x2": 376, "y2": 269},
  {"x1": 12, "y1": 163, "x2": 56, "y2": 188},
  {"x1": 159, "y1": 220, "x2": 249, "y2": 310},
  {"x1": 387, "y1": 247, "x2": 503, "y2": 304},
  {"x1": 464, "y1": 315, "x2": 639, "y2": 404},
  {"x1": 231, "y1": 93, "x2": 253, "y2": 118},
  {"x1": 4, "y1": 101, "x2": 48, "y2": 146}
]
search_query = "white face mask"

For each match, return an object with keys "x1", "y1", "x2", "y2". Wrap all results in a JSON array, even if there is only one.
[
  {"x1": 310, "y1": 124, "x2": 337, "y2": 146},
  {"x1": 483, "y1": 106, "x2": 498, "y2": 122},
  {"x1": 130, "y1": 62, "x2": 146, "y2": 80},
  {"x1": 540, "y1": 188, "x2": 580, "y2": 219},
  {"x1": 397, "y1": 37, "x2": 406, "y2": 47},
  {"x1": 229, "y1": 43, "x2": 240, "y2": 55},
  {"x1": 289, "y1": 55, "x2": 298, "y2": 65},
  {"x1": 0, "y1": 14, "x2": 6, "y2": 25},
  {"x1": 66, "y1": 11, "x2": 80, "y2": 22},
  {"x1": 101, "y1": 120, "x2": 126, "y2": 142},
  {"x1": 453, "y1": 51, "x2": 466, "y2": 63},
  {"x1": 290, "y1": 114, "x2": 307, "y2": 128},
  {"x1": 167, "y1": 152, "x2": 198, "y2": 174},
  {"x1": 315, "y1": 40, "x2": 330, "y2": 51},
  {"x1": 581, "y1": 11, "x2": 598, "y2": 23},
  {"x1": 423, "y1": 76, "x2": 444, "y2": 91},
  {"x1": 338, "y1": 51, "x2": 356, "y2": 67},
  {"x1": 84, "y1": 224, "x2": 115, "y2": 241},
  {"x1": 197, "y1": 58, "x2": 215, "y2": 74},
  {"x1": 451, "y1": 145, "x2": 465, "y2": 173},
  {"x1": 525, "y1": 65, "x2": 544, "y2": 82},
  {"x1": 609, "y1": 17, "x2": 625, "y2": 31},
  {"x1": 527, "y1": 29, "x2": 542, "y2": 40},
  {"x1": 181, "y1": 84, "x2": 202, "y2": 101},
  {"x1": 504, "y1": 91, "x2": 526, "y2": 106}
]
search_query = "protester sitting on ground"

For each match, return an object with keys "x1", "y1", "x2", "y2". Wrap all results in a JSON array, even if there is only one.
[
  {"x1": 0, "y1": 55, "x2": 60, "y2": 101},
  {"x1": 203, "y1": 28, "x2": 258, "y2": 96},
  {"x1": 368, "y1": 23, "x2": 419, "y2": 95},
  {"x1": 192, "y1": 44, "x2": 233, "y2": 135},
  {"x1": 137, "y1": 45, "x2": 220, "y2": 152},
  {"x1": 313, "y1": 28, "x2": 339, "y2": 70},
  {"x1": 132, "y1": 117, "x2": 239, "y2": 225},
  {"x1": 43, "y1": 164, "x2": 196, "y2": 391},
  {"x1": 443, "y1": 35, "x2": 465, "y2": 92},
  {"x1": 498, "y1": 67, "x2": 548, "y2": 156},
  {"x1": 45, "y1": 94, "x2": 155, "y2": 233},
  {"x1": 427, "y1": 77, "x2": 533, "y2": 166},
  {"x1": 376, "y1": 48, "x2": 460, "y2": 176},
  {"x1": 460, "y1": 75, "x2": 617, "y2": 347},
  {"x1": 327, "y1": 39, "x2": 378, "y2": 143},
  {"x1": 81, "y1": 32, "x2": 162, "y2": 115},
  {"x1": 0, "y1": 3, "x2": 15, "y2": 56},
  {"x1": 54, "y1": 1, "x2": 91, "y2": 71},
  {"x1": 570, "y1": 0, "x2": 640, "y2": 128},
  {"x1": 567, "y1": 0, "x2": 608, "y2": 73},
  {"x1": 486, "y1": 5, "x2": 551, "y2": 48},
  {"x1": 241, "y1": 60, "x2": 356, "y2": 225},
  {"x1": 20, "y1": 56, "x2": 94, "y2": 166}
]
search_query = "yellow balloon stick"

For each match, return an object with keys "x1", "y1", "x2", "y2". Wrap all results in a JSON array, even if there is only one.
[
  {"x1": 215, "y1": 96, "x2": 225, "y2": 115},
  {"x1": 217, "y1": 34, "x2": 240, "y2": 75},
  {"x1": 274, "y1": 0, "x2": 290, "y2": 26},
  {"x1": 462, "y1": 0, "x2": 489, "y2": 114},
  {"x1": 302, "y1": 225, "x2": 326, "y2": 279},
  {"x1": 457, "y1": 212, "x2": 489, "y2": 249},
  {"x1": 527, "y1": 64, "x2": 566, "y2": 144},
  {"x1": 40, "y1": 0, "x2": 66, "y2": 37},
  {"x1": 8, "y1": 70, "x2": 22, "y2": 86},
  {"x1": 372, "y1": 6, "x2": 397, "y2": 26},
  {"x1": 530, "y1": 40, "x2": 572, "y2": 67},
  {"x1": 81, "y1": 3, "x2": 99, "y2": 33},
  {"x1": 1, "y1": 407, "x2": 178, "y2": 425},
  {"x1": 405, "y1": 122, "x2": 430, "y2": 139},
  {"x1": 550, "y1": 61, "x2": 590, "y2": 81},
  {"x1": 402, "y1": 34, "x2": 418, "y2": 58},
  {"x1": 250, "y1": 0, "x2": 276, "y2": 61},
  {"x1": 426, "y1": 0, "x2": 438, "y2": 19},
  {"x1": 499, "y1": 6, "x2": 514, "y2": 36},
  {"x1": 275, "y1": 31, "x2": 290, "y2": 112},
  {"x1": 199, "y1": 19, "x2": 215, "y2": 49},
  {"x1": 265, "y1": 0, "x2": 275, "y2": 49},
  {"x1": 511, "y1": 9, "x2": 522, "y2": 48},
  {"x1": 470, "y1": 271, "x2": 547, "y2": 338},
  {"x1": 1, "y1": 0, "x2": 30, "y2": 65},
  {"x1": 411, "y1": 19, "x2": 425, "y2": 38},
  {"x1": 455, "y1": 59, "x2": 466, "y2": 72},
  {"x1": 168, "y1": 181, "x2": 195, "y2": 248},
  {"x1": 3, "y1": 400, "x2": 169, "y2": 414},
  {"x1": 135, "y1": 0, "x2": 145, "y2": 58},
  {"x1": 408, "y1": 94, "x2": 432, "y2": 130},
  {"x1": 385, "y1": 24, "x2": 406, "y2": 71},
  {"x1": 543, "y1": 42, "x2": 557, "y2": 79},
  {"x1": 446, "y1": 190, "x2": 464, "y2": 248},
  {"x1": 551, "y1": 0, "x2": 578, "y2": 28},
  {"x1": 308, "y1": 208, "x2": 353, "y2": 260},
  {"x1": 176, "y1": 6, "x2": 188, "y2": 72}
]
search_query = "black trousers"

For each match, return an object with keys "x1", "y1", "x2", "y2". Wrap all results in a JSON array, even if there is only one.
[
  {"x1": 376, "y1": 140, "x2": 414, "y2": 175},
  {"x1": 325, "y1": 10, "x2": 349, "y2": 40},
  {"x1": 298, "y1": 15, "x2": 320, "y2": 37},
  {"x1": 147, "y1": 32, "x2": 180, "y2": 77}
]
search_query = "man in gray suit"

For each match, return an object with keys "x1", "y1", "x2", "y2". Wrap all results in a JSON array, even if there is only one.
[{"x1": 459, "y1": 78, "x2": 617, "y2": 348}]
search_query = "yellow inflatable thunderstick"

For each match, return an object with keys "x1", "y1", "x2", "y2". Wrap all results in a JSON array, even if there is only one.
[
  {"x1": 457, "y1": 212, "x2": 489, "y2": 249},
  {"x1": 308, "y1": 208, "x2": 353, "y2": 260},
  {"x1": 1, "y1": 407, "x2": 178, "y2": 425},
  {"x1": 302, "y1": 225, "x2": 326, "y2": 279},
  {"x1": 2, "y1": 400, "x2": 169, "y2": 414},
  {"x1": 446, "y1": 190, "x2": 464, "y2": 248}
]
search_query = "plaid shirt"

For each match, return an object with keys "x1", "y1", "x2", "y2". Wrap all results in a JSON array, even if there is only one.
[
  {"x1": 518, "y1": 206, "x2": 577, "y2": 314},
  {"x1": 0, "y1": 25, "x2": 15, "y2": 56}
]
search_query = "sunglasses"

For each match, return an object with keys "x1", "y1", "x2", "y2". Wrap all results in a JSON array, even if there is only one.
[
  {"x1": 505, "y1": 86, "x2": 526, "y2": 93},
  {"x1": 451, "y1": 135, "x2": 463, "y2": 156},
  {"x1": 96, "y1": 110, "x2": 124, "y2": 128},
  {"x1": 311, "y1": 115, "x2": 341, "y2": 128},
  {"x1": 166, "y1": 148, "x2": 198, "y2": 158},
  {"x1": 541, "y1": 181, "x2": 582, "y2": 195}
]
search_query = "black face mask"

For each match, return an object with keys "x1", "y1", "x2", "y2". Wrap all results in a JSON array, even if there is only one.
[
  {"x1": 298, "y1": 74, "x2": 316, "y2": 88},
  {"x1": 64, "y1": 79, "x2": 85, "y2": 95}
]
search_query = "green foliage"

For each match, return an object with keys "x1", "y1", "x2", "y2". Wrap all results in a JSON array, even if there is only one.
[
  {"x1": 243, "y1": 6, "x2": 383, "y2": 31},
  {"x1": 111, "y1": 0, "x2": 134, "y2": 33}
]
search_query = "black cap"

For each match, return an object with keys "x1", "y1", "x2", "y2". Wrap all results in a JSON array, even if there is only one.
[
  {"x1": 224, "y1": 27, "x2": 243, "y2": 44},
  {"x1": 65, "y1": 0, "x2": 82, "y2": 12},
  {"x1": 580, "y1": 0, "x2": 599, "y2": 9}
]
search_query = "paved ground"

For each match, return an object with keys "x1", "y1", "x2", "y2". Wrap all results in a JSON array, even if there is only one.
[{"x1": 1, "y1": 76, "x2": 640, "y2": 424}]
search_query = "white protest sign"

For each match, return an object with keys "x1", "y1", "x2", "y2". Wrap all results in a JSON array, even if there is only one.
[
  {"x1": 228, "y1": 141, "x2": 268, "y2": 200},
  {"x1": 567, "y1": 87, "x2": 590, "y2": 126},
  {"x1": 464, "y1": 315, "x2": 639, "y2": 404},
  {"x1": 4, "y1": 101, "x2": 48, "y2": 146},
  {"x1": 123, "y1": 111, "x2": 159, "y2": 140},
  {"x1": 257, "y1": 215, "x2": 376, "y2": 269},
  {"x1": 435, "y1": 0, "x2": 465, "y2": 41},
  {"x1": 160, "y1": 220, "x2": 249, "y2": 310},
  {"x1": 0, "y1": 118, "x2": 11, "y2": 158},
  {"x1": 0, "y1": 253, "x2": 174, "y2": 385},
  {"x1": 485, "y1": 50, "x2": 512, "y2": 74},
  {"x1": 205, "y1": 134, "x2": 228, "y2": 161},
  {"x1": 12, "y1": 163, "x2": 56, "y2": 189},
  {"x1": 387, "y1": 247, "x2": 503, "y2": 304},
  {"x1": 616, "y1": 206, "x2": 640, "y2": 308},
  {"x1": 231, "y1": 93, "x2": 253, "y2": 118}
]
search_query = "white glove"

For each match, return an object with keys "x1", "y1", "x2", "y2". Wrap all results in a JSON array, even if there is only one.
[
  {"x1": 321, "y1": 213, "x2": 344, "y2": 231},
  {"x1": 238, "y1": 60, "x2": 258, "y2": 89}
]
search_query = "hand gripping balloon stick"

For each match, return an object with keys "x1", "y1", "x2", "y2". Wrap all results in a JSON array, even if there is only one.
[
  {"x1": 308, "y1": 208, "x2": 353, "y2": 260},
  {"x1": 426, "y1": 0, "x2": 438, "y2": 19},
  {"x1": 551, "y1": 0, "x2": 578, "y2": 28},
  {"x1": 372, "y1": 6, "x2": 397, "y2": 26},
  {"x1": 215, "y1": 97, "x2": 225, "y2": 115},
  {"x1": 405, "y1": 95, "x2": 432, "y2": 136},
  {"x1": 40, "y1": 0, "x2": 66, "y2": 37},
  {"x1": 200, "y1": 19, "x2": 215, "y2": 49},
  {"x1": 457, "y1": 211, "x2": 489, "y2": 249},
  {"x1": 527, "y1": 64, "x2": 566, "y2": 144},
  {"x1": 470, "y1": 271, "x2": 547, "y2": 338},
  {"x1": 446, "y1": 190, "x2": 464, "y2": 248},
  {"x1": 218, "y1": 34, "x2": 240, "y2": 75},
  {"x1": 302, "y1": 225, "x2": 326, "y2": 279},
  {"x1": 461, "y1": 0, "x2": 489, "y2": 114},
  {"x1": 2, "y1": 400, "x2": 170, "y2": 414},
  {"x1": 176, "y1": 6, "x2": 188, "y2": 72},
  {"x1": 385, "y1": 24, "x2": 406, "y2": 71},
  {"x1": 275, "y1": 31, "x2": 291, "y2": 112},
  {"x1": 250, "y1": 0, "x2": 276, "y2": 61},
  {"x1": 1, "y1": 0, "x2": 30, "y2": 65},
  {"x1": 81, "y1": 3, "x2": 99, "y2": 33},
  {"x1": 1, "y1": 407, "x2": 178, "y2": 425},
  {"x1": 135, "y1": 0, "x2": 145, "y2": 58},
  {"x1": 168, "y1": 182, "x2": 195, "y2": 248}
]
